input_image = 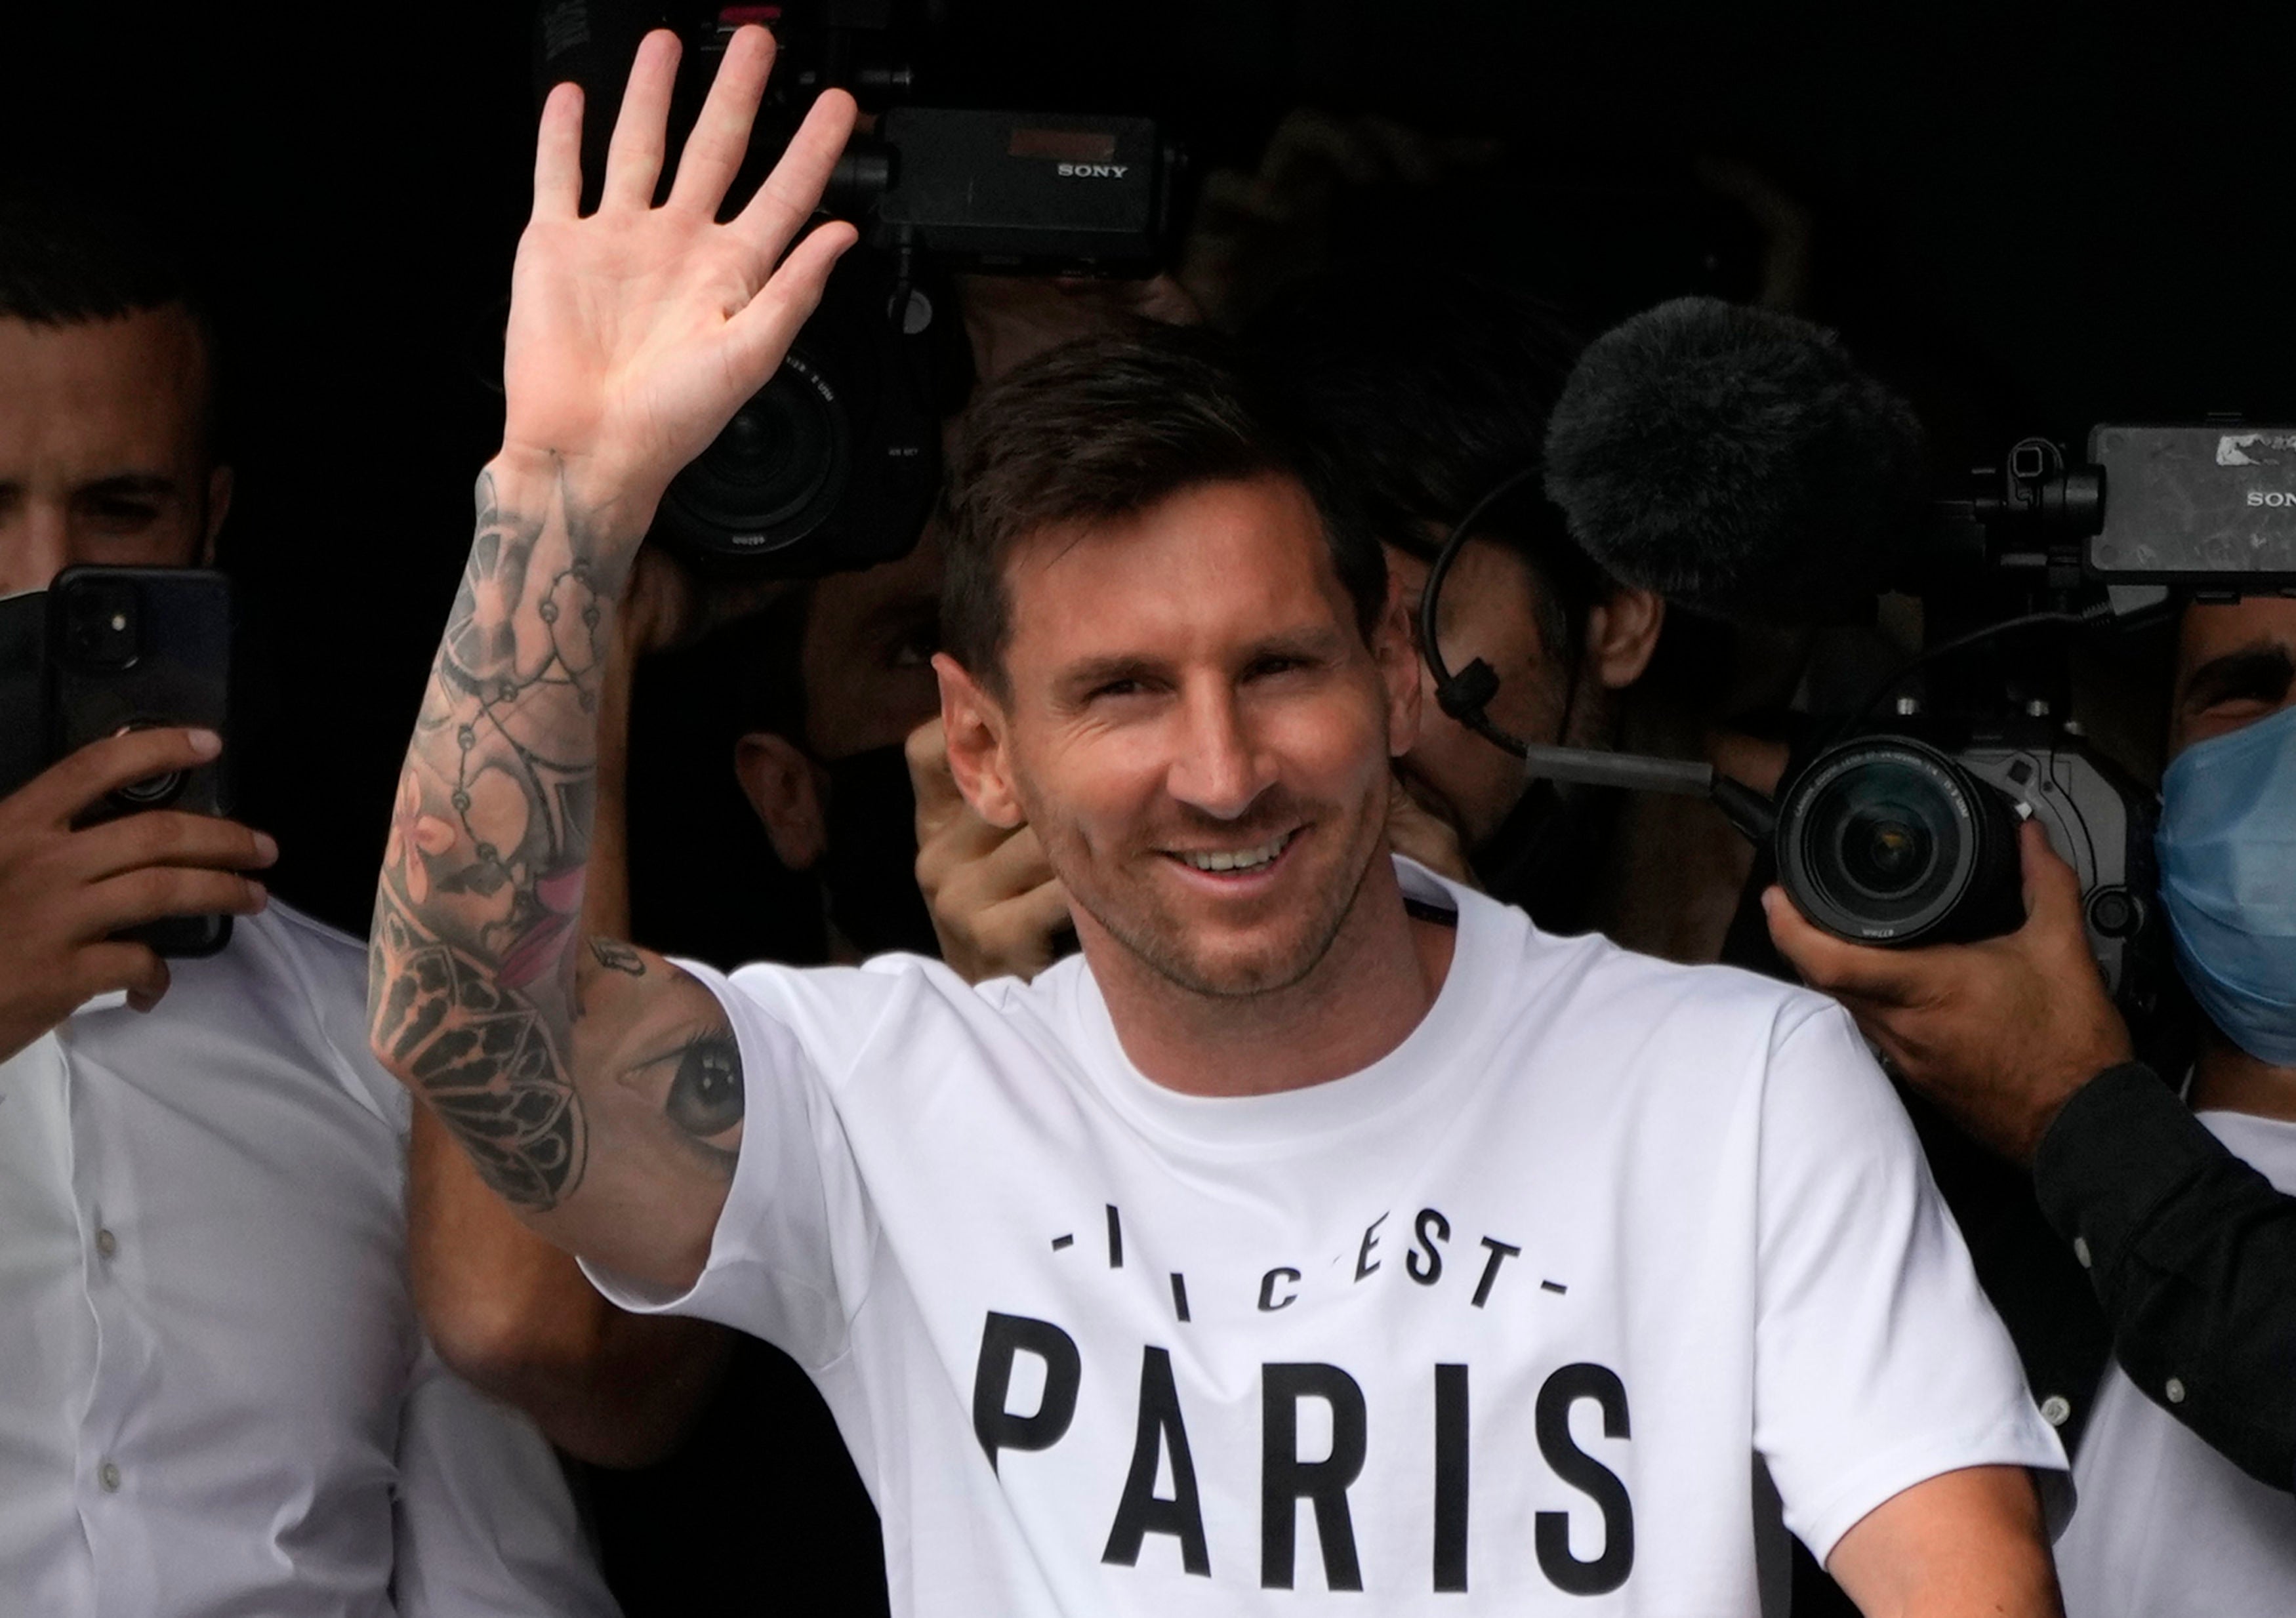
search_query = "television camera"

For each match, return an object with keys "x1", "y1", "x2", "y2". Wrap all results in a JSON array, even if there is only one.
[
  {"x1": 1422, "y1": 299, "x2": 2296, "y2": 1034},
  {"x1": 537, "y1": 0, "x2": 1180, "y2": 576}
]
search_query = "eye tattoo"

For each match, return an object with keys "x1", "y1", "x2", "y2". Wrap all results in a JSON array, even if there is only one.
[
  {"x1": 590, "y1": 937, "x2": 646, "y2": 975},
  {"x1": 663, "y1": 1034, "x2": 745, "y2": 1140}
]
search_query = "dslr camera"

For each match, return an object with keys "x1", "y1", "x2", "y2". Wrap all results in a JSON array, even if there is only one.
[{"x1": 537, "y1": 0, "x2": 1180, "y2": 577}]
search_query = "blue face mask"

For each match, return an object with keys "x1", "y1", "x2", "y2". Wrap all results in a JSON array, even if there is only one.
[{"x1": 2156, "y1": 700, "x2": 2296, "y2": 1066}]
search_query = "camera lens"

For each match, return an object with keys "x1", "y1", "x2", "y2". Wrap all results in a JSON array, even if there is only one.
[
  {"x1": 1775, "y1": 737, "x2": 2026, "y2": 946},
  {"x1": 1836, "y1": 804, "x2": 1933, "y2": 898},
  {"x1": 644, "y1": 247, "x2": 941, "y2": 580},
  {"x1": 655, "y1": 347, "x2": 851, "y2": 565},
  {"x1": 62, "y1": 578, "x2": 141, "y2": 670}
]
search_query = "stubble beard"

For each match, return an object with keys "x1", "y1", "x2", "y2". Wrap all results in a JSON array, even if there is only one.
[{"x1": 1053, "y1": 792, "x2": 1388, "y2": 1001}]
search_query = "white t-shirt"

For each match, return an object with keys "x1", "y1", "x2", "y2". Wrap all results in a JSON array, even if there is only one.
[
  {"x1": 592, "y1": 860, "x2": 2063, "y2": 1615},
  {"x1": 2055, "y1": 1109, "x2": 2296, "y2": 1618}
]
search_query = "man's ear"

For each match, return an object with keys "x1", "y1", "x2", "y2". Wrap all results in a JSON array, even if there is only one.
[
  {"x1": 1583, "y1": 586, "x2": 1666, "y2": 691},
  {"x1": 199, "y1": 464, "x2": 234, "y2": 564},
  {"x1": 933, "y1": 651, "x2": 1026, "y2": 829},
  {"x1": 733, "y1": 732, "x2": 829, "y2": 871},
  {"x1": 1372, "y1": 571, "x2": 1424, "y2": 756}
]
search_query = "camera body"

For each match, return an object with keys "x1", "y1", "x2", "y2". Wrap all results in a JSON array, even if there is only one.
[
  {"x1": 1773, "y1": 722, "x2": 2163, "y2": 1012},
  {"x1": 536, "y1": 0, "x2": 1179, "y2": 577},
  {"x1": 1772, "y1": 423, "x2": 2296, "y2": 1019}
]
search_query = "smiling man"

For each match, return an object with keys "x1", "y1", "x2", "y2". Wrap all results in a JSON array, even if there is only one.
[{"x1": 371, "y1": 28, "x2": 2070, "y2": 1615}]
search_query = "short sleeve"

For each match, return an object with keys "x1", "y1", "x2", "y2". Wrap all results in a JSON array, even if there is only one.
[
  {"x1": 1752, "y1": 1003, "x2": 2069, "y2": 1562},
  {"x1": 579, "y1": 958, "x2": 892, "y2": 1370},
  {"x1": 392, "y1": 1339, "x2": 620, "y2": 1618}
]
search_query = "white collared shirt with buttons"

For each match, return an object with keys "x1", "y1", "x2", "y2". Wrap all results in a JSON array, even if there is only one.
[{"x1": 0, "y1": 900, "x2": 619, "y2": 1618}]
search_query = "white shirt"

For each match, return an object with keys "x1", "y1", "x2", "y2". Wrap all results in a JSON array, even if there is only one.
[
  {"x1": 0, "y1": 902, "x2": 618, "y2": 1618},
  {"x1": 2056, "y1": 1109, "x2": 2296, "y2": 1618},
  {"x1": 593, "y1": 860, "x2": 2064, "y2": 1616}
]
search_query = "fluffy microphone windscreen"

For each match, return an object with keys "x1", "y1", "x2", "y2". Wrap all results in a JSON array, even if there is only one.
[{"x1": 1541, "y1": 297, "x2": 1929, "y2": 624}]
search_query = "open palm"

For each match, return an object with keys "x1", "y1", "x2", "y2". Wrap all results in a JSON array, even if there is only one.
[{"x1": 502, "y1": 26, "x2": 857, "y2": 522}]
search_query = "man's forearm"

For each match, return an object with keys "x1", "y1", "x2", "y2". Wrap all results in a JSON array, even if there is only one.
[
  {"x1": 411, "y1": 1106, "x2": 731, "y2": 1466},
  {"x1": 369, "y1": 454, "x2": 635, "y2": 1214},
  {"x1": 1826, "y1": 1466, "x2": 2060, "y2": 1618}
]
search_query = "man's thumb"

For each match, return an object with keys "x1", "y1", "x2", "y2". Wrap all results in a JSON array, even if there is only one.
[{"x1": 2017, "y1": 819, "x2": 2083, "y2": 922}]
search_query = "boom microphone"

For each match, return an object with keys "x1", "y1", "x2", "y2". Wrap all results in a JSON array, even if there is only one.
[{"x1": 1540, "y1": 296, "x2": 1929, "y2": 623}]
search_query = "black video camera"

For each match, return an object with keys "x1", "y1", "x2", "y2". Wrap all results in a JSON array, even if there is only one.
[
  {"x1": 536, "y1": 1, "x2": 1180, "y2": 578},
  {"x1": 1769, "y1": 425, "x2": 2296, "y2": 1015},
  {"x1": 1426, "y1": 420, "x2": 2296, "y2": 1024}
]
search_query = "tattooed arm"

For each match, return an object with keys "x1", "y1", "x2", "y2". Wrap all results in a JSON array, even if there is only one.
[
  {"x1": 367, "y1": 25, "x2": 856, "y2": 1291},
  {"x1": 402, "y1": 580, "x2": 737, "y2": 1467}
]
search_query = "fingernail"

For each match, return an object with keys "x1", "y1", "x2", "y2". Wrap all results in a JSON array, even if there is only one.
[
  {"x1": 248, "y1": 880, "x2": 270, "y2": 908},
  {"x1": 1760, "y1": 887, "x2": 1779, "y2": 916},
  {"x1": 252, "y1": 832, "x2": 279, "y2": 864},
  {"x1": 186, "y1": 728, "x2": 222, "y2": 759}
]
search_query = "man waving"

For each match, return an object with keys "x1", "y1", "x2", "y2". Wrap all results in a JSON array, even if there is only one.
[{"x1": 371, "y1": 27, "x2": 2068, "y2": 1615}]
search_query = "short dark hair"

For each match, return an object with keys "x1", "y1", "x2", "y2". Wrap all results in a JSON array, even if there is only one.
[
  {"x1": 1248, "y1": 268, "x2": 1603, "y2": 660},
  {"x1": 0, "y1": 190, "x2": 220, "y2": 451},
  {"x1": 939, "y1": 324, "x2": 1388, "y2": 693}
]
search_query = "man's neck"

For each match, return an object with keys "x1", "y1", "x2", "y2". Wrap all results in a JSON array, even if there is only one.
[
  {"x1": 2188, "y1": 1027, "x2": 2296, "y2": 1123},
  {"x1": 1085, "y1": 853, "x2": 1456, "y2": 1099}
]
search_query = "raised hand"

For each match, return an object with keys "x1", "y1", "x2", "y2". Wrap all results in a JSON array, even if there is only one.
[
  {"x1": 0, "y1": 727, "x2": 276, "y2": 1062},
  {"x1": 501, "y1": 26, "x2": 857, "y2": 535},
  {"x1": 371, "y1": 28, "x2": 846, "y2": 1285}
]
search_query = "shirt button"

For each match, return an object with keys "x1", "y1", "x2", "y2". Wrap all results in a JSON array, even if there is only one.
[
  {"x1": 94, "y1": 1228, "x2": 117, "y2": 1259},
  {"x1": 2072, "y1": 1236, "x2": 2091, "y2": 1268},
  {"x1": 2040, "y1": 1394, "x2": 2072, "y2": 1427},
  {"x1": 98, "y1": 1461, "x2": 121, "y2": 1493},
  {"x1": 2165, "y1": 1376, "x2": 2188, "y2": 1404}
]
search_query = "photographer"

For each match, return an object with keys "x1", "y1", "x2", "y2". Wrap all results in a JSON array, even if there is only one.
[
  {"x1": 374, "y1": 31, "x2": 2071, "y2": 1614},
  {"x1": 0, "y1": 200, "x2": 614, "y2": 1613},
  {"x1": 1768, "y1": 594, "x2": 2296, "y2": 1608}
]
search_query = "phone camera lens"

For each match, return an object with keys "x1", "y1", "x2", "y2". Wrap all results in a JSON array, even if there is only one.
[{"x1": 64, "y1": 579, "x2": 141, "y2": 670}]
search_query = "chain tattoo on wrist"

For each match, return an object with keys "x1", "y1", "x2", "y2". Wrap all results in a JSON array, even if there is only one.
[{"x1": 369, "y1": 468, "x2": 744, "y2": 1209}]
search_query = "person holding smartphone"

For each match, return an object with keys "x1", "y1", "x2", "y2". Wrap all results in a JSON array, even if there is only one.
[{"x1": 0, "y1": 197, "x2": 616, "y2": 1616}]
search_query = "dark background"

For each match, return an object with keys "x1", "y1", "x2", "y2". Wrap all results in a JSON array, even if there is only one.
[
  {"x1": 7, "y1": 0, "x2": 2294, "y2": 939},
  {"x1": 9, "y1": 5, "x2": 2292, "y2": 1609}
]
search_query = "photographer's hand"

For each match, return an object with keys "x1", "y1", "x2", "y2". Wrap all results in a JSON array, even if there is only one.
[
  {"x1": 1385, "y1": 775, "x2": 1478, "y2": 888},
  {"x1": 0, "y1": 727, "x2": 274, "y2": 1062},
  {"x1": 1763, "y1": 819, "x2": 2133, "y2": 1163},
  {"x1": 909, "y1": 718, "x2": 1072, "y2": 984}
]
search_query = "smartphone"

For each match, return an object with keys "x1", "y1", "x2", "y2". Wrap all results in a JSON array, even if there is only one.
[{"x1": 47, "y1": 566, "x2": 236, "y2": 958}]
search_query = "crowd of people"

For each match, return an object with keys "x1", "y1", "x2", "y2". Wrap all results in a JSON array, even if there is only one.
[{"x1": 4, "y1": 21, "x2": 2293, "y2": 1618}]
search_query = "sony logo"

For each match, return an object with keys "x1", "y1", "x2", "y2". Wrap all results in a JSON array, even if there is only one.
[
  {"x1": 2247, "y1": 490, "x2": 2296, "y2": 508},
  {"x1": 1056, "y1": 162, "x2": 1130, "y2": 179}
]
